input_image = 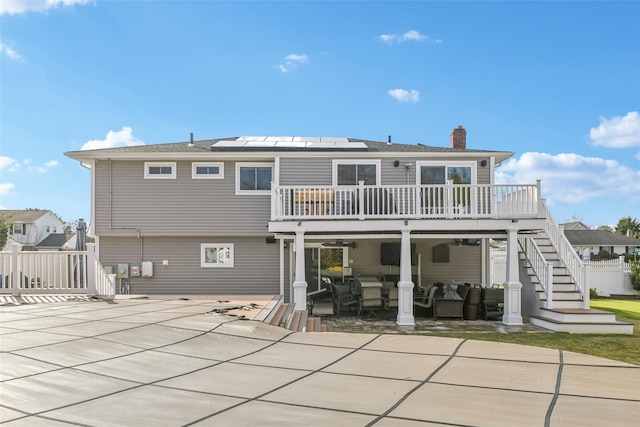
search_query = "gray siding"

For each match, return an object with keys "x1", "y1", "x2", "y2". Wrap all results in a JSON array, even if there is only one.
[
  {"x1": 99, "y1": 236, "x2": 280, "y2": 295},
  {"x1": 95, "y1": 160, "x2": 271, "y2": 237}
]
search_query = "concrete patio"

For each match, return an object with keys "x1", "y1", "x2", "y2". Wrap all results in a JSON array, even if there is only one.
[{"x1": 1, "y1": 295, "x2": 638, "y2": 426}]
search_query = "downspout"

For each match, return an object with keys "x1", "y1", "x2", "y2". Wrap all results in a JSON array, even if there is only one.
[{"x1": 109, "y1": 159, "x2": 143, "y2": 261}]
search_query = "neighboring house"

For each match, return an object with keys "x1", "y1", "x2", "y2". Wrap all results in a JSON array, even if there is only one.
[
  {"x1": 1, "y1": 210, "x2": 66, "y2": 251},
  {"x1": 561, "y1": 222, "x2": 640, "y2": 260},
  {"x1": 64, "y1": 127, "x2": 630, "y2": 332}
]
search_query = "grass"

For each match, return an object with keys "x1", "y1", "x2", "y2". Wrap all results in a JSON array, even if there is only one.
[{"x1": 426, "y1": 299, "x2": 640, "y2": 366}]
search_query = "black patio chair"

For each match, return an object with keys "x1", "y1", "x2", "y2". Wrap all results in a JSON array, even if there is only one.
[{"x1": 331, "y1": 283, "x2": 358, "y2": 317}]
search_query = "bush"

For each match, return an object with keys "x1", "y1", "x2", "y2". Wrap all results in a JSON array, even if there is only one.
[
  {"x1": 589, "y1": 288, "x2": 599, "y2": 298},
  {"x1": 630, "y1": 259, "x2": 640, "y2": 293},
  {"x1": 597, "y1": 249, "x2": 611, "y2": 259}
]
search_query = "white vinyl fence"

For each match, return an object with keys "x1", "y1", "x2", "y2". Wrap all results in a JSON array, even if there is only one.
[
  {"x1": 491, "y1": 252, "x2": 636, "y2": 297},
  {"x1": 0, "y1": 243, "x2": 116, "y2": 297}
]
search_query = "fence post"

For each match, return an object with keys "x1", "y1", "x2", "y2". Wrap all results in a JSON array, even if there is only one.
[
  {"x1": 10, "y1": 243, "x2": 20, "y2": 297},
  {"x1": 86, "y1": 243, "x2": 97, "y2": 296}
]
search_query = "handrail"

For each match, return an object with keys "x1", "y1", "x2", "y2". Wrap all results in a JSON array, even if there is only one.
[
  {"x1": 272, "y1": 183, "x2": 541, "y2": 221},
  {"x1": 541, "y1": 200, "x2": 589, "y2": 308},
  {"x1": 518, "y1": 237, "x2": 553, "y2": 308}
]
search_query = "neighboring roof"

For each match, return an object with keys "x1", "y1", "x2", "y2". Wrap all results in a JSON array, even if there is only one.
[
  {"x1": 36, "y1": 233, "x2": 69, "y2": 248},
  {"x1": 564, "y1": 229, "x2": 640, "y2": 246},
  {"x1": 0, "y1": 209, "x2": 50, "y2": 223},
  {"x1": 64, "y1": 136, "x2": 515, "y2": 163},
  {"x1": 561, "y1": 221, "x2": 591, "y2": 231}
]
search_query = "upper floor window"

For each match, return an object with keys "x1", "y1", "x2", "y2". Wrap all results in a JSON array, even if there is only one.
[
  {"x1": 144, "y1": 162, "x2": 176, "y2": 179},
  {"x1": 417, "y1": 161, "x2": 475, "y2": 185},
  {"x1": 11, "y1": 224, "x2": 25, "y2": 235},
  {"x1": 192, "y1": 162, "x2": 224, "y2": 179},
  {"x1": 236, "y1": 162, "x2": 273, "y2": 194},
  {"x1": 333, "y1": 160, "x2": 380, "y2": 185}
]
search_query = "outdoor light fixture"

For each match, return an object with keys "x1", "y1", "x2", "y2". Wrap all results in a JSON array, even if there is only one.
[
  {"x1": 394, "y1": 160, "x2": 400, "y2": 167},
  {"x1": 480, "y1": 160, "x2": 487, "y2": 167}
]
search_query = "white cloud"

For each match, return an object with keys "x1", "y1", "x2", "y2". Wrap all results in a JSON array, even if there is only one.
[
  {"x1": 0, "y1": 0, "x2": 91, "y2": 15},
  {"x1": 388, "y1": 88, "x2": 420, "y2": 103},
  {"x1": 81, "y1": 127, "x2": 145, "y2": 150},
  {"x1": 590, "y1": 111, "x2": 640, "y2": 149},
  {"x1": 35, "y1": 160, "x2": 60, "y2": 173},
  {"x1": 0, "y1": 183, "x2": 15, "y2": 196},
  {"x1": 496, "y1": 152, "x2": 640, "y2": 206},
  {"x1": 377, "y1": 30, "x2": 441, "y2": 45},
  {"x1": 0, "y1": 42, "x2": 24, "y2": 62},
  {"x1": 278, "y1": 53, "x2": 309, "y2": 73},
  {"x1": 0, "y1": 156, "x2": 16, "y2": 170}
]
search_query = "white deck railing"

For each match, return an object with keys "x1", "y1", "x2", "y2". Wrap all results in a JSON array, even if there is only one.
[
  {"x1": 272, "y1": 181, "x2": 542, "y2": 221},
  {"x1": 0, "y1": 243, "x2": 115, "y2": 297},
  {"x1": 542, "y1": 200, "x2": 589, "y2": 308},
  {"x1": 519, "y1": 237, "x2": 554, "y2": 308}
]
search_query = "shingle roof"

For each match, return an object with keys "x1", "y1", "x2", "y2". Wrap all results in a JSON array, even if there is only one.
[
  {"x1": 0, "y1": 210, "x2": 49, "y2": 223},
  {"x1": 564, "y1": 229, "x2": 640, "y2": 246},
  {"x1": 64, "y1": 136, "x2": 514, "y2": 161},
  {"x1": 37, "y1": 233, "x2": 69, "y2": 248}
]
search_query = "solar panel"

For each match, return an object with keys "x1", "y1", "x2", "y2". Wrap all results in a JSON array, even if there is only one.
[{"x1": 212, "y1": 136, "x2": 368, "y2": 150}]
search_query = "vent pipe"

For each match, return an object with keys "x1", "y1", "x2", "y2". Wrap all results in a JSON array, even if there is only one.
[
  {"x1": 387, "y1": 135, "x2": 392, "y2": 145},
  {"x1": 188, "y1": 132, "x2": 194, "y2": 147}
]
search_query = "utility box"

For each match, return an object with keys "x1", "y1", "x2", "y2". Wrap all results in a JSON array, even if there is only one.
[
  {"x1": 130, "y1": 265, "x2": 140, "y2": 277},
  {"x1": 117, "y1": 263, "x2": 129, "y2": 279},
  {"x1": 141, "y1": 261, "x2": 153, "y2": 278}
]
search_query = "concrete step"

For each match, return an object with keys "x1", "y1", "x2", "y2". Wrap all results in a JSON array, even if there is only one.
[
  {"x1": 537, "y1": 308, "x2": 617, "y2": 323},
  {"x1": 530, "y1": 315, "x2": 633, "y2": 334}
]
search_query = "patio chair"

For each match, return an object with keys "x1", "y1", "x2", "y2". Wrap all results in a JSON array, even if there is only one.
[
  {"x1": 414, "y1": 284, "x2": 438, "y2": 319},
  {"x1": 306, "y1": 288, "x2": 331, "y2": 316},
  {"x1": 331, "y1": 283, "x2": 358, "y2": 317},
  {"x1": 357, "y1": 286, "x2": 385, "y2": 318},
  {"x1": 434, "y1": 284, "x2": 469, "y2": 320}
]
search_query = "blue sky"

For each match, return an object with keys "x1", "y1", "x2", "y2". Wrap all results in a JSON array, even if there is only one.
[{"x1": 1, "y1": 0, "x2": 639, "y2": 232}]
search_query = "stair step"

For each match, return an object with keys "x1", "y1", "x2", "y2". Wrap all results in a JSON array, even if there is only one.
[
  {"x1": 539, "y1": 300, "x2": 586, "y2": 309},
  {"x1": 530, "y1": 316, "x2": 633, "y2": 334},
  {"x1": 268, "y1": 303, "x2": 289, "y2": 326},
  {"x1": 538, "y1": 308, "x2": 617, "y2": 323}
]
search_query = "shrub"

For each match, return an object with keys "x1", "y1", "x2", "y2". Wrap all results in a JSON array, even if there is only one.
[
  {"x1": 630, "y1": 259, "x2": 640, "y2": 294},
  {"x1": 589, "y1": 288, "x2": 599, "y2": 298}
]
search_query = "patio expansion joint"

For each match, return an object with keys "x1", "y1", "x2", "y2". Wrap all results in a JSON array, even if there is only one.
[
  {"x1": 181, "y1": 333, "x2": 385, "y2": 426},
  {"x1": 544, "y1": 349, "x2": 564, "y2": 427},
  {"x1": 364, "y1": 338, "x2": 467, "y2": 427}
]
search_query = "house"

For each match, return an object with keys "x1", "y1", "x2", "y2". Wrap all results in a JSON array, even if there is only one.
[
  {"x1": 561, "y1": 222, "x2": 640, "y2": 260},
  {"x1": 64, "y1": 127, "x2": 632, "y2": 333},
  {"x1": 1, "y1": 209, "x2": 67, "y2": 251}
]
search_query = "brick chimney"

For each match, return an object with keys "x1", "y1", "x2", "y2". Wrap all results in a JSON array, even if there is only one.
[{"x1": 450, "y1": 125, "x2": 466, "y2": 149}]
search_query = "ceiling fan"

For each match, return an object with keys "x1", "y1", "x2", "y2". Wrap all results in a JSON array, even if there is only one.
[
  {"x1": 322, "y1": 240, "x2": 357, "y2": 248},
  {"x1": 436, "y1": 239, "x2": 480, "y2": 247}
]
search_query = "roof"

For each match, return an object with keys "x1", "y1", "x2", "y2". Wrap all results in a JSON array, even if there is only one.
[
  {"x1": 561, "y1": 221, "x2": 591, "y2": 231},
  {"x1": 37, "y1": 233, "x2": 69, "y2": 248},
  {"x1": 0, "y1": 209, "x2": 50, "y2": 223},
  {"x1": 64, "y1": 136, "x2": 515, "y2": 163},
  {"x1": 564, "y1": 229, "x2": 640, "y2": 246}
]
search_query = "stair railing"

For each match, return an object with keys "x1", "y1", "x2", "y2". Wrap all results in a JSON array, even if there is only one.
[
  {"x1": 541, "y1": 200, "x2": 589, "y2": 308},
  {"x1": 519, "y1": 237, "x2": 554, "y2": 309}
]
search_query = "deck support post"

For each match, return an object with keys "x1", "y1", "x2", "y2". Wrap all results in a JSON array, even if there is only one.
[
  {"x1": 292, "y1": 230, "x2": 308, "y2": 310},
  {"x1": 503, "y1": 228, "x2": 523, "y2": 325},
  {"x1": 396, "y1": 227, "x2": 415, "y2": 326}
]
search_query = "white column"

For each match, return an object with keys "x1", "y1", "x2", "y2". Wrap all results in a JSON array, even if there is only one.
[
  {"x1": 503, "y1": 228, "x2": 523, "y2": 325},
  {"x1": 396, "y1": 228, "x2": 415, "y2": 325},
  {"x1": 292, "y1": 230, "x2": 308, "y2": 310}
]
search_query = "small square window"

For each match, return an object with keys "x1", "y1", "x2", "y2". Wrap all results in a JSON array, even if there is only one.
[
  {"x1": 201, "y1": 243, "x2": 234, "y2": 268},
  {"x1": 145, "y1": 162, "x2": 176, "y2": 179},
  {"x1": 192, "y1": 162, "x2": 224, "y2": 179}
]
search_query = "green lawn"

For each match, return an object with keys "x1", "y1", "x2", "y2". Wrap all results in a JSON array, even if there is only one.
[{"x1": 426, "y1": 299, "x2": 640, "y2": 366}]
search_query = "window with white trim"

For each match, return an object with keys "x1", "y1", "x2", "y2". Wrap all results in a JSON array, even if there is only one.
[
  {"x1": 11, "y1": 224, "x2": 25, "y2": 235},
  {"x1": 332, "y1": 160, "x2": 381, "y2": 185},
  {"x1": 201, "y1": 243, "x2": 234, "y2": 268},
  {"x1": 192, "y1": 162, "x2": 224, "y2": 179},
  {"x1": 236, "y1": 162, "x2": 273, "y2": 194},
  {"x1": 144, "y1": 162, "x2": 176, "y2": 179}
]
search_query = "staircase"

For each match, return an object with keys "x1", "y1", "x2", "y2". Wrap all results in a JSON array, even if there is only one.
[
  {"x1": 523, "y1": 231, "x2": 633, "y2": 334},
  {"x1": 260, "y1": 297, "x2": 332, "y2": 332}
]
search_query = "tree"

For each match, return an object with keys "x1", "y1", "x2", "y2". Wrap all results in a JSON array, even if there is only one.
[
  {"x1": 597, "y1": 225, "x2": 613, "y2": 232},
  {"x1": 0, "y1": 212, "x2": 13, "y2": 250},
  {"x1": 615, "y1": 216, "x2": 640, "y2": 239}
]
